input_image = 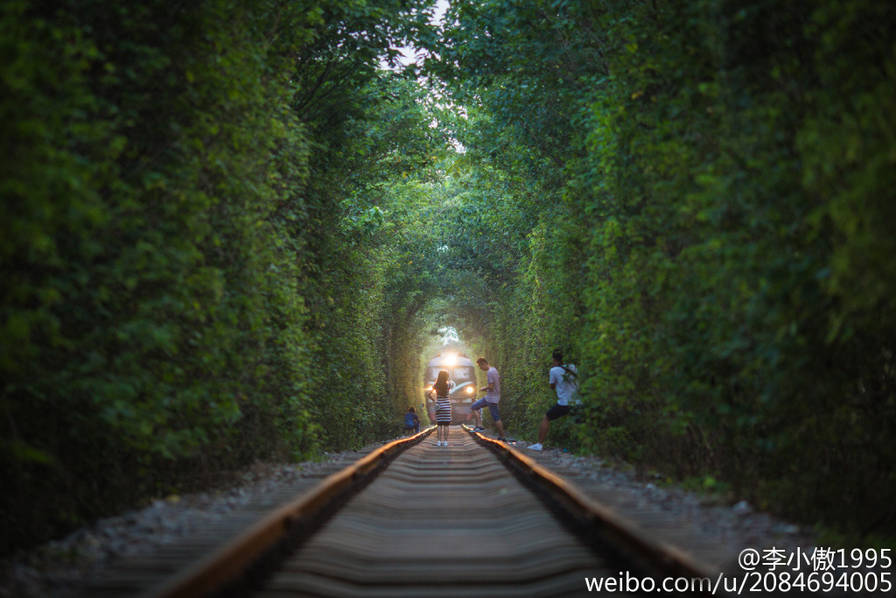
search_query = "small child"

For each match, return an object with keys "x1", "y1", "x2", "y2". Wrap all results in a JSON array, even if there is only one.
[
  {"x1": 430, "y1": 370, "x2": 452, "y2": 446},
  {"x1": 404, "y1": 407, "x2": 420, "y2": 435}
]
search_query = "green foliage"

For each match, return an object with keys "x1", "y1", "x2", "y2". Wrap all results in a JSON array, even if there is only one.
[
  {"x1": 426, "y1": 0, "x2": 896, "y2": 538},
  {"x1": 4, "y1": 0, "x2": 895, "y2": 554},
  {"x1": 0, "y1": 0, "x2": 439, "y2": 553}
]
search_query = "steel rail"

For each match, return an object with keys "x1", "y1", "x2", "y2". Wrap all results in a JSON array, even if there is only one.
[
  {"x1": 141, "y1": 426, "x2": 435, "y2": 598},
  {"x1": 463, "y1": 425, "x2": 720, "y2": 583}
]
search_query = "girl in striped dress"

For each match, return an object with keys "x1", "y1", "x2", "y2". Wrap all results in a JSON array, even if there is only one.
[{"x1": 430, "y1": 370, "x2": 452, "y2": 447}]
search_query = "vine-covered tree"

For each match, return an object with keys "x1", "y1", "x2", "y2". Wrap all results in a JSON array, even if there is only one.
[{"x1": 425, "y1": 0, "x2": 896, "y2": 538}]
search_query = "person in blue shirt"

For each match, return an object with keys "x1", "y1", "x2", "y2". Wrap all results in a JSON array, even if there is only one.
[{"x1": 404, "y1": 406, "x2": 420, "y2": 435}]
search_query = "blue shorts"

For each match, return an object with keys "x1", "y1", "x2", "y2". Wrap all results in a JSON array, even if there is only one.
[{"x1": 471, "y1": 398, "x2": 500, "y2": 421}]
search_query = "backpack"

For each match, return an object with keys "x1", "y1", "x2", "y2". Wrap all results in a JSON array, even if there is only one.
[{"x1": 559, "y1": 364, "x2": 583, "y2": 420}]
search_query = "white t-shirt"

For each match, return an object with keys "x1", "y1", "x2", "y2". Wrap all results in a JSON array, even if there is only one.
[
  {"x1": 485, "y1": 366, "x2": 500, "y2": 403},
  {"x1": 549, "y1": 364, "x2": 578, "y2": 406}
]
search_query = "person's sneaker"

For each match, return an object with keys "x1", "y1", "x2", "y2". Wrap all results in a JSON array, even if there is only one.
[
  {"x1": 527, "y1": 443, "x2": 543, "y2": 451},
  {"x1": 473, "y1": 426, "x2": 485, "y2": 432}
]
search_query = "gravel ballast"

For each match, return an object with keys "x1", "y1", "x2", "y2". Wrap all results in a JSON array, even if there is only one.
[{"x1": 2, "y1": 431, "x2": 818, "y2": 596}]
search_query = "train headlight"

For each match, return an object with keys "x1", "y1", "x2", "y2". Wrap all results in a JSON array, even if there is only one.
[{"x1": 465, "y1": 386, "x2": 474, "y2": 394}]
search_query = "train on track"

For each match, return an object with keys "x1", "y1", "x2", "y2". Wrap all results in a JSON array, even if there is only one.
[{"x1": 423, "y1": 351, "x2": 477, "y2": 424}]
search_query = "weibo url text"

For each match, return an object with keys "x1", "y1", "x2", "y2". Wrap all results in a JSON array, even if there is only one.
[
  {"x1": 585, "y1": 547, "x2": 892, "y2": 594},
  {"x1": 585, "y1": 570, "x2": 892, "y2": 594}
]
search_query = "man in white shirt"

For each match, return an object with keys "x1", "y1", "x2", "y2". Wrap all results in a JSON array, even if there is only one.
[
  {"x1": 528, "y1": 350, "x2": 578, "y2": 451},
  {"x1": 470, "y1": 357, "x2": 508, "y2": 441}
]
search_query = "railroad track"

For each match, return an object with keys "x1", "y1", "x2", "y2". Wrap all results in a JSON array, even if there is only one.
[{"x1": 84, "y1": 426, "x2": 721, "y2": 597}]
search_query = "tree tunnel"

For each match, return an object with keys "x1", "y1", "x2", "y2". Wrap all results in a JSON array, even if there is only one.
[{"x1": 3, "y1": 0, "x2": 895, "y2": 553}]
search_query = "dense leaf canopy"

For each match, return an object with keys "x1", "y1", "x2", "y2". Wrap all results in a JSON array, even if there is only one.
[{"x1": 2, "y1": 0, "x2": 894, "y2": 552}]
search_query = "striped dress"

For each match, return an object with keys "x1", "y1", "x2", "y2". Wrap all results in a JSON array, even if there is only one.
[{"x1": 434, "y1": 393, "x2": 451, "y2": 424}]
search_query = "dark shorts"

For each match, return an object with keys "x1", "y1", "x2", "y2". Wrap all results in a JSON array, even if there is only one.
[
  {"x1": 471, "y1": 398, "x2": 500, "y2": 421},
  {"x1": 546, "y1": 404, "x2": 572, "y2": 421}
]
